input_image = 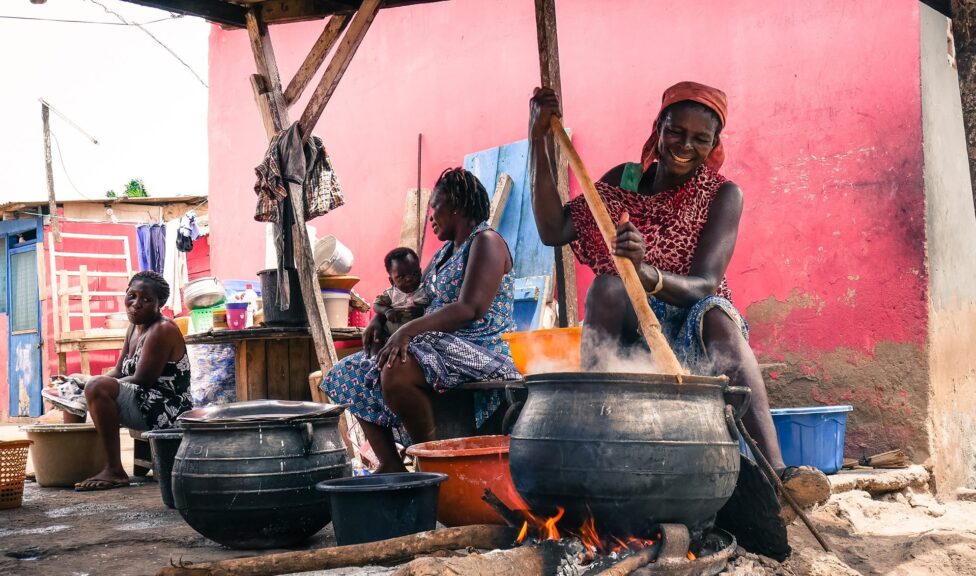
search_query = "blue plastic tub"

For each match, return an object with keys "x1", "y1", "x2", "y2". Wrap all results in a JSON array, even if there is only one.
[{"x1": 770, "y1": 405, "x2": 853, "y2": 474}]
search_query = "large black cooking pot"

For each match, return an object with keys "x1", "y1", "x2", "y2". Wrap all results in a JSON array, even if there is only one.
[
  {"x1": 172, "y1": 400, "x2": 350, "y2": 549},
  {"x1": 509, "y1": 372, "x2": 749, "y2": 536}
]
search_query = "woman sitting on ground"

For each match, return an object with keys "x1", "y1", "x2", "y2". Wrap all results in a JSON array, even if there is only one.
[
  {"x1": 324, "y1": 167, "x2": 520, "y2": 473},
  {"x1": 75, "y1": 270, "x2": 192, "y2": 491},
  {"x1": 528, "y1": 82, "x2": 830, "y2": 506}
]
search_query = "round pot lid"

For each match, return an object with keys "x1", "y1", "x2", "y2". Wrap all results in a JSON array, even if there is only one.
[{"x1": 178, "y1": 400, "x2": 346, "y2": 426}]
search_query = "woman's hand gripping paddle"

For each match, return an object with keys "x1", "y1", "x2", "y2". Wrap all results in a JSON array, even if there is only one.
[{"x1": 549, "y1": 116, "x2": 684, "y2": 376}]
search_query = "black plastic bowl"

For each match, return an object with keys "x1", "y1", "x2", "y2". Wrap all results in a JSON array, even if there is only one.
[
  {"x1": 142, "y1": 429, "x2": 184, "y2": 508},
  {"x1": 316, "y1": 472, "x2": 447, "y2": 546}
]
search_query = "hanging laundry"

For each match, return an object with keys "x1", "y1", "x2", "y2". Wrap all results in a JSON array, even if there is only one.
[
  {"x1": 177, "y1": 210, "x2": 200, "y2": 253},
  {"x1": 253, "y1": 122, "x2": 345, "y2": 310},
  {"x1": 163, "y1": 218, "x2": 188, "y2": 314},
  {"x1": 136, "y1": 224, "x2": 166, "y2": 274}
]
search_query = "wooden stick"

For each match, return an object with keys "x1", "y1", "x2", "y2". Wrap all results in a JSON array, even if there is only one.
[
  {"x1": 283, "y1": 14, "x2": 351, "y2": 106},
  {"x1": 158, "y1": 525, "x2": 517, "y2": 576},
  {"x1": 548, "y1": 116, "x2": 683, "y2": 375},
  {"x1": 481, "y1": 488, "x2": 524, "y2": 528},
  {"x1": 734, "y1": 417, "x2": 832, "y2": 553},
  {"x1": 299, "y1": 0, "x2": 382, "y2": 137},
  {"x1": 535, "y1": 0, "x2": 578, "y2": 328}
]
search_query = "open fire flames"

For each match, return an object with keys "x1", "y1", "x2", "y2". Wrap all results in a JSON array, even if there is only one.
[{"x1": 515, "y1": 506, "x2": 697, "y2": 564}]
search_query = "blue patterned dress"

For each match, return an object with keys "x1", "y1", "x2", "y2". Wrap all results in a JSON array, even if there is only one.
[{"x1": 323, "y1": 223, "x2": 520, "y2": 439}]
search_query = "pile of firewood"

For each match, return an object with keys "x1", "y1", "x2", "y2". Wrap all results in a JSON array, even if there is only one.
[{"x1": 842, "y1": 449, "x2": 911, "y2": 470}]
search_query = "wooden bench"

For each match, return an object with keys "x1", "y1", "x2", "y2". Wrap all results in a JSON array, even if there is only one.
[{"x1": 129, "y1": 429, "x2": 153, "y2": 478}]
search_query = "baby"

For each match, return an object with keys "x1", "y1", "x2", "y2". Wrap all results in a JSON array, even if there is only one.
[{"x1": 370, "y1": 247, "x2": 430, "y2": 355}]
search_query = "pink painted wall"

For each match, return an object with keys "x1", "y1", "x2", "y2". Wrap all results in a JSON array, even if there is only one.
[
  {"x1": 209, "y1": 0, "x2": 925, "y2": 349},
  {"x1": 209, "y1": 1, "x2": 928, "y2": 451}
]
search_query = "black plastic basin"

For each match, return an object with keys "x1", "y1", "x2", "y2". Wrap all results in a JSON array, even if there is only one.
[
  {"x1": 316, "y1": 472, "x2": 447, "y2": 546},
  {"x1": 142, "y1": 429, "x2": 184, "y2": 508}
]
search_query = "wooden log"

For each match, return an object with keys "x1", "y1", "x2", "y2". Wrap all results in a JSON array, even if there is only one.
[
  {"x1": 591, "y1": 546, "x2": 659, "y2": 576},
  {"x1": 283, "y1": 14, "x2": 351, "y2": 106},
  {"x1": 392, "y1": 546, "x2": 549, "y2": 576},
  {"x1": 245, "y1": 12, "x2": 287, "y2": 131},
  {"x1": 534, "y1": 0, "x2": 578, "y2": 328},
  {"x1": 157, "y1": 525, "x2": 517, "y2": 576},
  {"x1": 548, "y1": 116, "x2": 683, "y2": 375},
  {"x1": 299, "y1": 0, "x2": 383, "y2": 136}
]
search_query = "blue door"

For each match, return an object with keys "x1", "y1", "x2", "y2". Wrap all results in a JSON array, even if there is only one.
[{"x1": 8, "y1": 244, "x2": 43, "y2": 417}]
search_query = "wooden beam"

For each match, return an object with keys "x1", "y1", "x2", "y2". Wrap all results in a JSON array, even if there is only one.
[
  {"x1": 246, "y1": 12, "x2": 288, "y2": 131},
  {"x1": 299, "y1": 0, "x2": 382, "y2": 136},
  {"x1": 119, "y1": 0, "x2": 247, "y2": 28},
  {"x1": 489, "y1": 173, "x2": 513, "y2": 230},
  {"x1": 398, "y1": 188, "x2": 432, "y2": 254},
  {"x1": 534, "y1": 0, "x2": 578, "y2": 328},
  {"x1": 246, "y1": 8, "x2": 339, "y2": 372},
  {"x1": 284, "y1": 14, "x2": 352, "y2": 106}
]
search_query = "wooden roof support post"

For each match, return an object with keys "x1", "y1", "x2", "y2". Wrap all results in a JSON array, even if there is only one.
[
  {"x1": 299, "y1": 0, "x2": 383, "y2": 136},
  {"x1": 534, "y1": 0, "x2": 578, "y2": 327},
  {"x1": 245, "y1": 8, "x2": 339, "y2": 372},
  {"x1": 284, "y1": 14, "x2": 352, "y2": 106}
]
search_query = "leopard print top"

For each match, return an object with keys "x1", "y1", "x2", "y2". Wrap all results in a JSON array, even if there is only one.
[{"x1": 567, "y1": 163, "x2": 732, "y2": 300}]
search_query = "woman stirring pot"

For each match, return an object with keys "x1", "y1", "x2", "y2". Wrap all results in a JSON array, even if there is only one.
[{"x1": 529, "y1": 81, "x2": 830, "y2": 511}]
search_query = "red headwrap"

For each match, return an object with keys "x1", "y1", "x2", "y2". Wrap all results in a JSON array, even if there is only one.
[{"x1": 640, "y1": 81, "x2": 728, "y2": 173}]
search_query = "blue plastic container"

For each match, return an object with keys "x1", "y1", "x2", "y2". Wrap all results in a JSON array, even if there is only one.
[{"x1": 770, "y1": 405, "x2": 853, "y2": 474}]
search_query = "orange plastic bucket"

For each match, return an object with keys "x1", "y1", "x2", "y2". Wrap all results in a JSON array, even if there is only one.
[
  {"x1": 406, "y1": 435, "x2": 524, "y2": 527},
  {"x1": 502, "y1": 327, "x2": 582, "y2": 375}
]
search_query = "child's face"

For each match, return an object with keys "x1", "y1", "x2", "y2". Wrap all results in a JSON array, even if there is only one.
[{"x1": 389, "y1": 258, "x2": 421, "y2": 293}]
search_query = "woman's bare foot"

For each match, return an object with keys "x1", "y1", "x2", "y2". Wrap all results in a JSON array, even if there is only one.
[
  {"x1": 75, "y1": 466, "x2": 130, "y2": 492},
  {"x1": 779, "y1": 465, "x2": 831, "y2": 523}
]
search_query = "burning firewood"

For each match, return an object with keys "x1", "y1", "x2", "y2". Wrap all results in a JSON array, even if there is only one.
[{"x1": 157, "y1": 525, "x2": 516, "y2": 576}]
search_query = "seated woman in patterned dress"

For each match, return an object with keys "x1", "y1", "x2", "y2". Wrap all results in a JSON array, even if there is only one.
[
  {"x1": 76, "y1": 271, "x2": 192, "y2": 491},
  {"x1": 528, "y1": 82, "x2": 830, "y2": 507},
  {"x1": 324, "y1": 168, "x2": 520, "y2": 473}
]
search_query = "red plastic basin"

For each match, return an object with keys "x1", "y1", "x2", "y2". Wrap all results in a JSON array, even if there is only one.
[{"x1": 406, "y1": 435, "x2": 524, "y2": 527}]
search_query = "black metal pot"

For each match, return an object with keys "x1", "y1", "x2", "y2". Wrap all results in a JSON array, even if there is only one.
[
  {"x1": 172, "y1": 401, "x2": 350, "y2": 549},
  {"x1": 509, "y1": 372, "x2": 749, "y2": 536},
  {"x1": 258, "y1": 268, "x2": 307, "y2": 326}
]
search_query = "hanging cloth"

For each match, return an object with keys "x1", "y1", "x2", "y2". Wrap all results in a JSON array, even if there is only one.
[
  {"x1": 253, "y1": 122, "x2": 345, "y2": 310},
  {"x1": 136, "y1": 224, "x2": 166, "y2": 274}
]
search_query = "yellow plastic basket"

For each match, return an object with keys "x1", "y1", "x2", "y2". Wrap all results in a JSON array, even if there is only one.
[{"x1": 0, "y1": 440, "x2": 33, "y2": 510}]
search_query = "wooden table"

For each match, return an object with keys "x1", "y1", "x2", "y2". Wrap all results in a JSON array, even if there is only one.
[{"x1": 185, "y1": 326, "x2": 363, "y2": 402}]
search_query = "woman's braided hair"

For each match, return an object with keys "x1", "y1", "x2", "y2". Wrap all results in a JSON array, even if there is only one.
[
  {"x1": 129, "y1": 270, "x2": 170, "y2": 304},
  {"x1": 434, "y1": 167, "x2": 490, "y2": 224}
]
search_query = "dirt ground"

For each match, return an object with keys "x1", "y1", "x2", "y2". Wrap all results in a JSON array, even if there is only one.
[{"x1": 0, "y1": 481, "x2": 338, "y2": 576}]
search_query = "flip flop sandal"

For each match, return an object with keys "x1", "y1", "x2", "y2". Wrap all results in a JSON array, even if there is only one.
[
  {"x1": 780, "y1": 465, "x2": 831, "y2": 508},
  {"x1": 74, "y1": 478, "x2": 130, "y2": 492}
]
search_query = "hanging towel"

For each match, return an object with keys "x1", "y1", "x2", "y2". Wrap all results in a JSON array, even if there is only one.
[
  {"x1": 137, "y1": 225, "x2": 152, "y2": 271},
  {"x1": 163, "y1": 218, "x2": 188, "y2": 314}
]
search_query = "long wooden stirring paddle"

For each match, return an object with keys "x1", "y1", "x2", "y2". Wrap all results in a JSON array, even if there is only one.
[{"x1": 549, "y1": 116, "x2": 684, "y2": 375}]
